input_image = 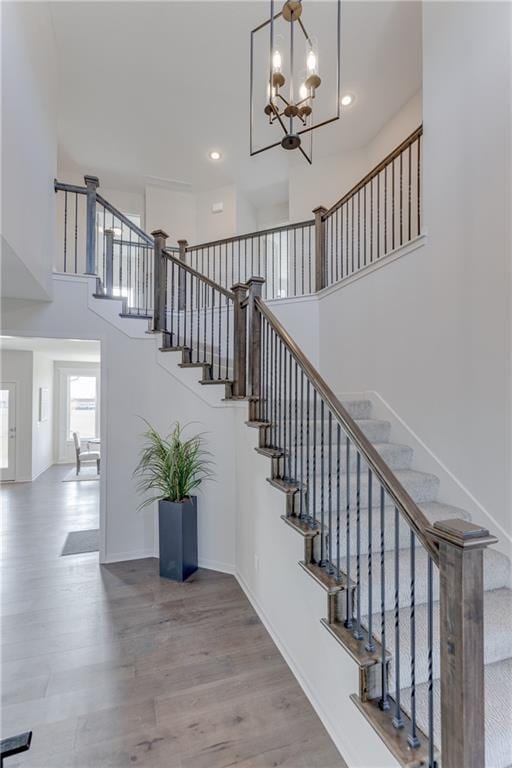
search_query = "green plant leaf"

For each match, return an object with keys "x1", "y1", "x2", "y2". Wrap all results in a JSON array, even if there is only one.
[{"x1": 133, "y1": 420, "x2": 214, "y2": 508}]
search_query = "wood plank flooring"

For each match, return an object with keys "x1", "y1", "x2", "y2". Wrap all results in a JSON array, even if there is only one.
[{"x1": 1, "y1": 465, "x2": 347, "y2": 767}]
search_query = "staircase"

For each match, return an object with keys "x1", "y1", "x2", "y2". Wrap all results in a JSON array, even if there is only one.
[{"x1": 53, "y1": 129, "x2": 511, "y2": 768}]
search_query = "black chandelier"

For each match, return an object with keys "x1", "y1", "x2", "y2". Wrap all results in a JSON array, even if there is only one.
[{"x1": 250, "y1": 0, "x2": 341, "y2": 164}]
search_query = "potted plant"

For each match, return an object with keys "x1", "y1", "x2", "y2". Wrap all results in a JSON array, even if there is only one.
[{"x1": 134, "y1": 421, "x2": 213, "y2": 582}]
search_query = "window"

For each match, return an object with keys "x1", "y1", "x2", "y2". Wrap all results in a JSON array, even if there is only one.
[{"x1": 67, "y1": 375, "x2": 98, "y2": 440}]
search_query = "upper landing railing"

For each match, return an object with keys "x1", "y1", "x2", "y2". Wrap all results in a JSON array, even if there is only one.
[{"x1": 54, "y1": 125, "x2": 423, "y2": 305}]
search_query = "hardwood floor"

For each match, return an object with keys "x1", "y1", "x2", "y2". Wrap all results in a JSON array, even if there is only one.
[{"x1": 1, "y1": 466, "x2": 347, "y2": 768}]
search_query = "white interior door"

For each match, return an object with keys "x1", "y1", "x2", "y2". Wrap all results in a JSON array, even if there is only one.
[{"x1": 0, "y1": 383, "x2": 16, "y2": 481}]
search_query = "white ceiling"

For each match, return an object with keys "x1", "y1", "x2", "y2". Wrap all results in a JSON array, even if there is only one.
[
  {"x1": 51, "y1": 1, "x2": 422, "y2": 198},
  {"x1": 0, "y1": 337, "x2": 101, "y2": 362}
]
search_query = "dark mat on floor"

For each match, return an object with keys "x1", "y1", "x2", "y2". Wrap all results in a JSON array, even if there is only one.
[{"x1": 61, "y1": 529, "x2": 99, "y2": 556}]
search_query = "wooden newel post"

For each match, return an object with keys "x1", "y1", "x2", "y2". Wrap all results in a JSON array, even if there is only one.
[
  {"x1": 231, "y1": 283, "x2": 248, "y2": 399},
  {"x1": 104, "y1": 229, "x2": 114, "y2": 296},
  {"x1": 246, "y1": 276, "x2": 265, "y2": 420},
  {"x1": 84, "y1": 175, "x2": 100, "y2": 275},
  {"x1": 177, "y1": 239, "x2": 188, "y2": 312},
  {"x1": 313, "y1": 205, "x2": 327, "y2": 293},
  {"x1": 429, "y1": 519, "x2": 498, "y2": 768},
  {"x1": 151, "y1": 229, "x2": 169, "y2": 332}
]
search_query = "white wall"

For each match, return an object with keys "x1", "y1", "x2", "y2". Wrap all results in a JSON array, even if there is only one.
[
  {"x1": 31, "y1": 352, "x2": 54, "y2": 479},
  {"x1": 289, "y1": 91, "x2": 422, "y2": 221},
  {"x1": 195, "y1": 184, "x2": 238, "y2": 244},
  {"x1": 144, "y1": 185, "x2": 196, "y2": 246},
  {"x1": 256, "y1": 201, "x2": 289, "y2": 231},
  {"x1": 317, "y1": 3, "x2": 511, "y2": 539},
  {"x1": 1, "y1": 277, "x2": 238, "y2": 568},
  {"x1": 0, "y1": 350, "x2": 33, "y2": 481},
  {"x1": 1, "y1": 2, "x2": 57, "y2": 301}
]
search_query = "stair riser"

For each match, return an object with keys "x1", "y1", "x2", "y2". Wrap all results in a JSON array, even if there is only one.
[
  {"x1": 266, "y1": 420, "x2": 392, "y2": 444},
  {"x1": 296, "y1": 473, "x2": 440, "y2": 508},
  {"x1": 332, "y1": 549, "x2": 510, "y2": 617},
  {"x1": 362, "y1": 589, "x2": 512, "y2": 691},
  {"x1": 267, "y1": 400, "x2": 373, "y2": 420}
]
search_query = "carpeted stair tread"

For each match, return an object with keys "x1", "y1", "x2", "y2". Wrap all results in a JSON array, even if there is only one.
[
  {"x1": 340, "y1": 546, "x2": 510, "y2": 615},
  {"x1": 307, "y1": 469, "x2": 440, "y2": 510},
  {"x1": 314, "y1": 500, "x2": 471, "y2": 559},
  {"x1": 307, "y1": 442, "x2": 413, "y2": 475},
  {"x1": 361, "y1": 587, "x2": 512, "y2": 691},
  {"x1": 402, "y1": 657, "x2": 512, "y2": 768}
]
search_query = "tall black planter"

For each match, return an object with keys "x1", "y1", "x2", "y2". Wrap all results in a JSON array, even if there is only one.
[{"x1": 158, "y1": 497, "x2": 198, "y2": 582}]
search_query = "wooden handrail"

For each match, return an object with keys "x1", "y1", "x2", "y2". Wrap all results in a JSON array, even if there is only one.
[
  {"x1": 255, "y1": 293, "x2": 439, "y2": 564},
  {"x1": 164, "y1": 249, "x2": 235, "y2": 301},
  {"x1": 185, "y1": 219, "x2": 315, "y2": 253},
  {"x1": 323, "y1": 125, "x2": 423, "y2": 219}
]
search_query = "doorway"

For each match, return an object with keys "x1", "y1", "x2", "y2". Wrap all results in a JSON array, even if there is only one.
[{"x1": 0, "y1": 382, "x2": 16, "y2": 481}]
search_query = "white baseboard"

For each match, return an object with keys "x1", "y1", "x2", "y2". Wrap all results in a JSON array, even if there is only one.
[
  {"x1": 102, "y1": 549, "x2": 157, "y2": 564},
  {"x1": 199, "y1": 557, "x2": 236, "y2": 575}
]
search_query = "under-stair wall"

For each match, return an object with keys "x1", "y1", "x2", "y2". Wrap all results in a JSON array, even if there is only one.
[{"x1": 1, "y1": 275, "x2": 238, "y2": 568}]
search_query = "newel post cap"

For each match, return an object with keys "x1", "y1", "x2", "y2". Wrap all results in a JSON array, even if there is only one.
[
  {"x1": 151, "y1": 229, "x2": 169, "y2": 240},
  {"x1": 429, "y1": 519, "x2": 498, "y2": 550},
  {"x1": 231, "y1": 282, "x2": 248, "y2": 294},
  {"x1": 177, "y1": 239, "x2": 188, "y2": 246},
  {"x1": 84, "y1": 175, "x2": 100, "y2": 188},
  {"x1": 312, "y1": 205, "x2": 327, "y2": 216}
]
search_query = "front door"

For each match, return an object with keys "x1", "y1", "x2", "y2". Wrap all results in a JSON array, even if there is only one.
[{"x1": 0, "y1": 383, "x2": 16, "y2": 482}]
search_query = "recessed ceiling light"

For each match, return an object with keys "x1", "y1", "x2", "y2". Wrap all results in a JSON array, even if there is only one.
[
  {"x1": 209, "y1": 150, "x2": 222, "y2": 161},
  {"x1": 341, "y1": 94, "x2": 354, "y2": 107}
]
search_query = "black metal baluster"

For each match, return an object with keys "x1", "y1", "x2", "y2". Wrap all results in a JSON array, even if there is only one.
[
  {"x1": 301, "y1": 226, "x2": 305, "y2": 296},
  {"x1": 312, "y1": 389, "x2": 317, "y2": 527},
  {"x1": 278, "y1": 341, "x2": 283, "y2": 459},
  {"x1": 354, "y1": 452, "x2": 363, "y2": 640},
  {"x1": 196, "y1": 274, "x2": 201, "y2": 363},
  {"x1": 308, "y1": 225, "x2": 312, "y2": 293},
  {"x1": 379, "y1": 485, "x2": 390, "y2": 710},
  {"x1": 305, "y1": 379, "x2": 311, "y2": 521},
  {"x1": 417, "y1": 135, "x2": 421, "y2": 237},
  {"x1": 217, "y1": 289, "x2": 222, "y2": 380},
  {"x1": 299, "y1": 368, "x2": 304, "y2": 518},
  {"x1": 408, "y1": 530, "x2": 420, "y2": 748},
  {"x1": 357, "y1": 190, "x2": 361, "y2": 270},
  {"x1": 366, "y1": 468, "x2": 375, "y2": 652},
  {"x1": 320, "y1": 399, "x2": 325, "y2": 564},
  {"x1": 363, "y1": 185, "x2": 367, "y2": 267},
  {"x1": 400, "y1": 151, "x2": 403, "y2": 246},
  {"x1": 384, "y1": 166, "x2": 388, "y2": 256},
  {"x1": 203, "y1": 282, "x2": 207, "y2": 362},
  {"x1": 328, "y1": 411, "x2": 333, "y2": 570},
  {"x1": 370, "y1": 179, "x2": 374, "y2": 264},
  {"x1": 170, "y1": 262, "x2": 175, "y2": 340},
  {"x1": 377, "y1": 172, "x2": 381, "y2": 260},
  {"x1": 408, "y1": 143, "x2": 412, "y2": 242},
  {"x1": 336, "y1": 423, "x2": 341, "y2": 581},
  {"x1": 392, "y1": 158, "x2": 396, "y2": 250},
  {"x1": 393, "y1": 506, "x2": 404, "y2": 728},
  {"x1": 63, "y1": 190, "x2": 68, "y2": 271},
  {"x1": 283, "y1": 347, "x2": 287, "y2": 477},
  {"x1": 210, "y1": 287, "x2": 215, "y2": 370},
  {"x1": 351, "y1": 196, "x2": 354, "y2": 274},
  {"x1": 294, "y1": 360, "x2": 298, "y2": 483},
  {"x1": 74, "y1": 193, "x2": 78, "y2": 273},
  {"x1": 288, "y1": 353, "x2": 293, "y2": 478},
  {"x1": 427, "y1": 556, "x2": 435, "y2": 767},
  {"x1": 345, "y1": 437, "x2": 352, "y2": 628}
]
